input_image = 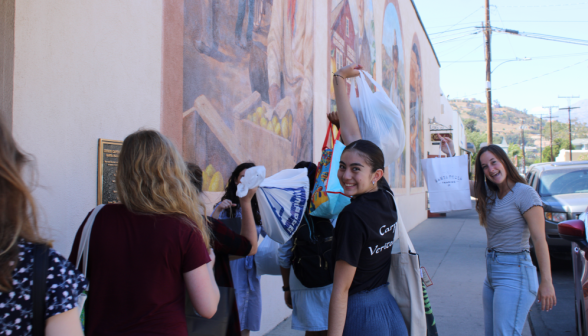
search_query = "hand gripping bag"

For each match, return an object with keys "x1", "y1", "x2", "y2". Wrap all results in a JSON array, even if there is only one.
[
  {"x1": 421, "y1": 143, "x2": 471, "y2": 213},
  {"x1": 309, "y1": 123, "x2": 351, "y2": 219},
  {"x1": 349, "y1": 70, "x2": 405, "y2": 167},
  {"x1": 256, "y1": 168, "x2": 309, "y2": 244}
]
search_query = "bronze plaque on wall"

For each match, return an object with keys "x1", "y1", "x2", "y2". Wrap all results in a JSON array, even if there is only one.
[{"x1": 98, "y1": 139, "x2": 123, "y2": 205}]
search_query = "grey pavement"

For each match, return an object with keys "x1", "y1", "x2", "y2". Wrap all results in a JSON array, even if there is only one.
[{"x1": 265, "y1": 204, "x2": 532, "y2": 335}]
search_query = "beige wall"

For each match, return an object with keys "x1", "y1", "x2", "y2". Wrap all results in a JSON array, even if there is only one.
[
  {"x1": 12, "y1": 0, "x2": 164, "y2": 254},
  {"x1": 371, "y1": 0, "x2": 440, "y2": 230},
  {"x1": 0, "y1": 0, "x2": 14, "y2": 128}
]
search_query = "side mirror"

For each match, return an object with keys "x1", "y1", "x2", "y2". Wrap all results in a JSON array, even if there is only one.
[{"x1": 558, "y1": 219, "x2": 588, "y2": 249}]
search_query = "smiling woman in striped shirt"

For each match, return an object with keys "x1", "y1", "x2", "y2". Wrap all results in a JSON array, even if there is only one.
[{"x1": 440, "y1": 137, "x2": 556, "y2": 336}]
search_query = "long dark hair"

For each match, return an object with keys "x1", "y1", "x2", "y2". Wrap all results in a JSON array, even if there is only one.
[
  {"x1": 220, "y1": 163, "x2": 261, "y2": 225},
  {"x1": 294, "y1": 161, "x2": 318, "y2": 212},
  {"x1": 341, "y1": 139, "x2": 388, "y2": 189},
  {"x1": 474, "y1": 145, "x2": 527, "y2": 226}
]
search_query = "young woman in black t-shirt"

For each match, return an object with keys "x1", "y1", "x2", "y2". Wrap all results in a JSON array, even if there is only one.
[{"x1": 327, "y1": 64, "x2": 408, "y2": 336}]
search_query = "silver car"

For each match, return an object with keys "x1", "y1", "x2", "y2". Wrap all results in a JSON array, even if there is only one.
[{"x1": 526, "y1": 162, "x2": 588, "y2": 259}]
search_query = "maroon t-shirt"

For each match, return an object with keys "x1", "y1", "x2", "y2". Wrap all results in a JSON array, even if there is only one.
[{"x1": 69, "y1": 204, "x2": 210, "y2": 336}]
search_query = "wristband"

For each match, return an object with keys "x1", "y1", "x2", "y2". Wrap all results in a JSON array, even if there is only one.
[{"x1": 282, "y1": 286, "x2": 290, "y2": 292}]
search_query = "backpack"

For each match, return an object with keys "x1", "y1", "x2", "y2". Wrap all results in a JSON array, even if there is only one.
[{"x1": 291, "y1": 214, "x2": 334, "y2": 288}]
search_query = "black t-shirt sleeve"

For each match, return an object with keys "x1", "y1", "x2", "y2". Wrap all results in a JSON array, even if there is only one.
[{"x1": 333, "y1": 210, "x2": 366, "y2": 267}]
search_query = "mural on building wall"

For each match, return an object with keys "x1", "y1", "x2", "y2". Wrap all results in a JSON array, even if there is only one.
[
  {"x1": 183, "y1": 0, "x2": 314, "y2": 191},
  {"x1": 409, "y1": 34, "x2": 424, "y2": 188},
  {"x1": 382, "y1": 0, "x2": 405, "y2": 188},
  {"x1": 329, "y1": 0, "x2": 375, "y2": 113}
]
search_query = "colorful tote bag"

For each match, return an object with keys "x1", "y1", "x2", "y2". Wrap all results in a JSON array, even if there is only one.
[{"x1": 309, "y1": 123, "x2": 351, "y2": 219}]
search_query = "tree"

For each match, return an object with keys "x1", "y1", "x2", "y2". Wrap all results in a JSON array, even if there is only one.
[
  {"x1": 463, "y1": 118, "x2": 478, "y2": 133},
  {"x1": 542, "y1": 139, "x2": 575, "y2": 162},
  {"x1": 508, "y1": 143, "x2": 522, "y2": 161}
]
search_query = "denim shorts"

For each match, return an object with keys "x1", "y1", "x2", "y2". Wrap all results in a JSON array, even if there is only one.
[{"x1": 483, "y1": 250, "x2": 539, "y2": 336}]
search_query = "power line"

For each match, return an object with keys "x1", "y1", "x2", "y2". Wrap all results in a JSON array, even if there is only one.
[
  {"x1": 429, "y1": 26, "x2": 479, "y2": 35},
  {"x1": 488, "y1": 26, "x2": 588, "y2": 46},
  {"x1": 428, "y1": 20, "x2": 588, "y2": 30},
  {"x1": 433, "y1": 31, "x2": 481, "y2": 44},
  {"x1": 491, "y1": 6, "x2": 518, "y2": 58},
  {"x1": 452, "y1": 58, "x2": 588, "y2": 98},
  {"x1": 442, "y1": 51, "x2": 588, "y2": 63},
  {"x1": 442, "y1": 44, "x2": 485, "y2": 69},
  {"x1": 499, "y1": 2, "x2": 587, "y2": 7},
  {"x1": 433, "y1": 7, "x2": 483, "y2": 36}
]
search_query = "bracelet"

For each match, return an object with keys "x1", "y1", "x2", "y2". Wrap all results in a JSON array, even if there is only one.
[
  {"x1": 333, "y1": 73, "x2": 345, "y2": 85},
  {"x1": 282, "y1": 286, "x2": 290, "y2": 292}
]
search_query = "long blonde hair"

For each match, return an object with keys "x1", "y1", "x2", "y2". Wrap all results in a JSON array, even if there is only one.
[
  {"x1": 0, "y1": 119, "x2": 48, "y2": 292},
  {"x1": 116, "y1": 130, "x2": 211, "y2": 248}
]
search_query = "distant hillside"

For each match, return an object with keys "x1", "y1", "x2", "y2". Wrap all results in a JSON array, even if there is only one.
[{"x1": 449, "y1": 98, "x2": 588, "y2": 149}]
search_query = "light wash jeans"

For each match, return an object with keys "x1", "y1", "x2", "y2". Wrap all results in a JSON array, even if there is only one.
[{"x1": 483, "y1": 250, "x2": 539, "y2": 336}]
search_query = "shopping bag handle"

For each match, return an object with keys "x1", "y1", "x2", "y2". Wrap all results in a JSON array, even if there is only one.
[
  {"x1": 322, "y1": 121, "x2": 341, "y2": 150},
  {"x1": 386, "y1": 191, "x2": 416, "y2": 255}
]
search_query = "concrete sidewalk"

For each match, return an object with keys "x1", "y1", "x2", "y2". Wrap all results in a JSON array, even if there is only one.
[{"x1": 265, "y1": 205, "x2": 531, "y2": 335}]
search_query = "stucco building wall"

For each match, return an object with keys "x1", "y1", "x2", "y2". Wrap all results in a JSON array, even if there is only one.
[{"x1": 12, "y1": 0, "x2": 164, "y2": 254}]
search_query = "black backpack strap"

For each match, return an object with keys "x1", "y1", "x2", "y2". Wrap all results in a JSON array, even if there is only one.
[{"x1": 33, "y1": 244, "x2": 49, "y2": 336}]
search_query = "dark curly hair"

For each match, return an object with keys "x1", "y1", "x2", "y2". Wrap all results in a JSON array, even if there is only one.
[{"x1": 220, "y1": 163, "x2": 262, "y2": 225}]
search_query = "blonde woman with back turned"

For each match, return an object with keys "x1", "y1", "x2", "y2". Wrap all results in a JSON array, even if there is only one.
[
  {"x1": 440, "y1": 136, "x2": 556, "y2": 336},
  {"x1": 69, "y1": 130, "x2": 219, "y2": 336},
  {"x1": 0, "y1": 118, "x2": 87, "y2": 336}
]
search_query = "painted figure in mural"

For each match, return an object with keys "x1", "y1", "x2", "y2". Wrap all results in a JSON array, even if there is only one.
[
  {"x1": 235, "y1": 0, "x2": 255, "y2": 47},
  {"x1": 329, "y1": 0, "x2": 375, "y2": 113},
  {"x1": 267, "y1": 0, "x2": 314, "y2": 162},
  {"x1": 409, "y1": 37, "x2": 424, "y2": 188},
  {"x1": 183, "y1": 0, "x2": 314, "y2": 190},
  {"x1": 381, "y1": 1, "x2": 406, "y2": 188}
]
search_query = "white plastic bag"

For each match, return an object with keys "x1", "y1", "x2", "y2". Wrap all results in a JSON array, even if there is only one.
[
  {"x1": 256, "y1": 168, "x2": 309, "y2": 244},
  {"x1": 421, "y1": 143, "x2": 472, "y2": 213},
  {"x1": 255, "y1": 236, "x2": 282, "y2": 276},
  {"x1": 236, "y1": 166, "x2": 266, "y2": 198},
  {"x1": 349, "y1": 70, "x2": 405, "y2": 167}
]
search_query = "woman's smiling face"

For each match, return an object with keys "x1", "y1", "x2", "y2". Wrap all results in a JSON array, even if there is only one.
[
  {"x1": 480, "y1": 151, "x2": 508, "y2": 185},
  {"x1": 337, "y1": 149, "x2": 381, "y2": 196}
]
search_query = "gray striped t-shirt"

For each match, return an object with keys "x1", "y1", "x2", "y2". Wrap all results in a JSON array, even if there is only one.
[{"x1": 485, "y1": 183, "x2": 543, "y2": 252}]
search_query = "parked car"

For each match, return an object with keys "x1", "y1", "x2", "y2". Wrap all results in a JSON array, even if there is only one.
[
  {"x1": 558, "y1": 210, "x2": 588, "y2": 336},
  {"x1": 526, "y1": 161, "x2": 588, "y2": 259}
]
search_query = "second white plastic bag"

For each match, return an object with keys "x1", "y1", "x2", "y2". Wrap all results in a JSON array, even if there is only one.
[
  {"x1": 256, "y1": 168, "x2": 309, "y2": 244},
  {"x1": 349, "y1": 70, "x2": 405, "y2": 167},
  {"x1": 255, "y1": 236, "x2": 282, "y2": 276}
]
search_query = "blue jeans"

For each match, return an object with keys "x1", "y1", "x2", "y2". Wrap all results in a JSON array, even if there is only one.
[{"x1": 483, "y1": 251, "x2": 539, "y2": 336}]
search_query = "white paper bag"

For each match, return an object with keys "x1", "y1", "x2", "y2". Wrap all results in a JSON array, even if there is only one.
[
  {"x1": 256, "y1": 168, "x2": 309, "y2": 243},
  {"x1": 421, "y1": 146, "x2": 471, "y2": 213}
]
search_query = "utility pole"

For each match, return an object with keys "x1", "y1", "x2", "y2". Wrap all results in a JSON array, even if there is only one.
[
  {"x1": 559, "y1": 95, "x2": 580, "y2": 161},
  {"x1": 537, "y1": 114, "x2": 545, "y2": 162},
  {"x1": 543, "y1": 105, "x2": 558, "y2": 161},
  {"x1": 484, "y1": 0, "x2": 492, "y2": 144},
  {"x1": 520, "y1": 119, "x2": 526, "y2": 173},
  {"x1": 537, "y1": 114, "x2": 555, "y2": 163}
]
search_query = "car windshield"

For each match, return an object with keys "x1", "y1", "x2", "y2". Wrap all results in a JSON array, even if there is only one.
[{"x1": 538, "y1": 168, "x2": 588, "y2": 196}]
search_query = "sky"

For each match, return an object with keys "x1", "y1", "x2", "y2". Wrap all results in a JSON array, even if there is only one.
[{"x1": 412, "y1": 0, "x2": 588, "y2": 121}]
